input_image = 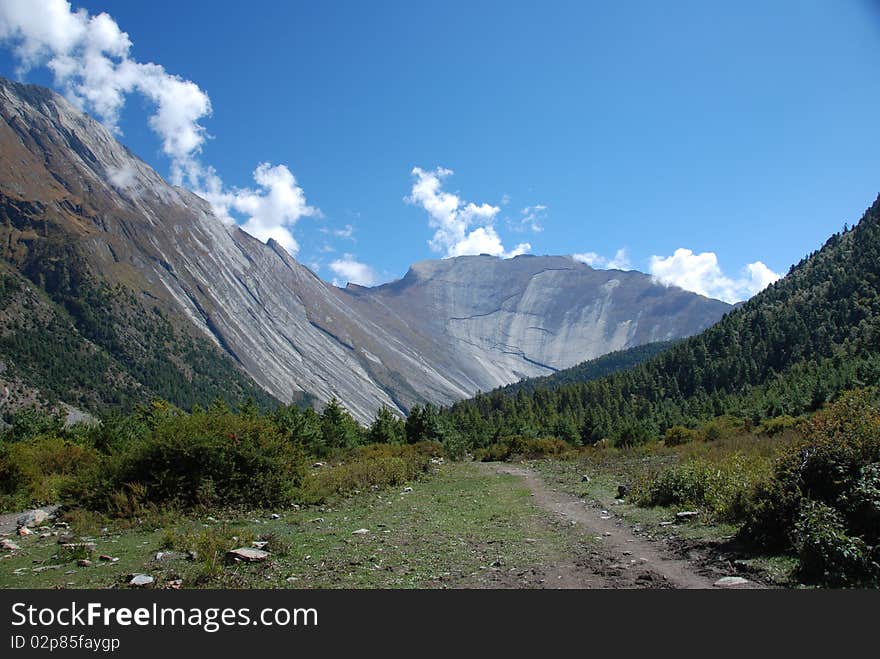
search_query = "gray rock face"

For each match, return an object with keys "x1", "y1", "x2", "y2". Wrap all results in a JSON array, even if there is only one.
[
  {"x1": 345, "y1": 256, "x2": 730, "y2": 396},
  {"x1": 0, "y1": 78, "x2": 732, "y2": 422}
]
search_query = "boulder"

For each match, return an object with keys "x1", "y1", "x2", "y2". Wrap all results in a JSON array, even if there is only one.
[
  {"x1": 17, "y1": 509, "x2": 51, "y2": 527},
  {"x1": 129, "y1": 574, "x2": 154, "y2": 587},
  {"x1": 226, "y1": 547, "x2": 269, "y2": 563},
  {"x1": 714, "y1": 576, "x2": 752, "y2": 588},
  {"x1": 675, "y1": 511, "x2": 700, "y2": 522},
  {"x1": 1, "y1": 539, "x2": 20, "y2": 551}
]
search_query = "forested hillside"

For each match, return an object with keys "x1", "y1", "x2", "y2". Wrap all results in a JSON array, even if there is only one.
[
  {"x1": 496, "y1": 340, "x2": 679, "y2": 396},
  {"x1": 442, "y1": 195, "x2": 880, "y2": 446}
]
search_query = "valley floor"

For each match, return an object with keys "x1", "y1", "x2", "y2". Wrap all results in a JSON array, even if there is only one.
[{"x1": 0, "y1": 462, "x2": 774, "y2": 589}]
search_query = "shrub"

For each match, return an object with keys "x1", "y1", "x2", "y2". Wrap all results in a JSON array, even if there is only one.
[
  {"x1": 791, "y1": 499, "x2": 878, "y2": 586},
  {"x1": 758, "y1": 415, "x2": 801, "y2": 436},
  {"x1": 66, "y1": 409, "x2": 306, "y2": 511},
  {"x1": 740, "y1": 389, "x2": 880, "y2": 584},
  {"x1": 473, "y1": 436, "x2": 570, "y2": 462},
  {"x1": 663, "y1": 425, "x2": 697, "y2": 447},
  {"x1": 635, "y1": 453, "x2": 764, "y2": 521},
  {"x1": 300, "y1": 442, "x2": 440, "y2": 503},
  {"x1": 0, "y1": 436, "x2": 100, "y2": 511}
]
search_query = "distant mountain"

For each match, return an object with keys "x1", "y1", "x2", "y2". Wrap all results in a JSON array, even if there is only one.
[
  {"x1": 443, "y1": 195, "x2": 880, "y2": 443},
  {"x1": 0, "y1": 77, "x2": 732, "y2": 421}
]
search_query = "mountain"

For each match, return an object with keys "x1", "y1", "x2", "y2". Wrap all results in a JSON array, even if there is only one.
[
  {"x1": 443, "y1": 195, "x2": 880, "y2": 444},
  {"x1": 0, "y1": 77, "x2": 732, "y2": 421}
]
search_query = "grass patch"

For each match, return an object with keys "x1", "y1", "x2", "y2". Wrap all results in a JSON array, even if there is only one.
[{"x1": 0, "y1": 463, "x2": 576, "y2": 589}]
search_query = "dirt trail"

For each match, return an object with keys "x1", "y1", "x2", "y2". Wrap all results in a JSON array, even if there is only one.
[{"x1": 485, "y1": 463, "x2": 756, "y2": 589}]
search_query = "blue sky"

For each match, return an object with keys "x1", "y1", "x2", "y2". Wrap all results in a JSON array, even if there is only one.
[{"x1": 1, "y1": 1, "x2": 879, "y2": 301}]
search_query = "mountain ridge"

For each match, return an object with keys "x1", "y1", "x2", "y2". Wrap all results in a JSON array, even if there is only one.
[{"x1": 0, "y1": 77, "x2": 732, "y2": 421}]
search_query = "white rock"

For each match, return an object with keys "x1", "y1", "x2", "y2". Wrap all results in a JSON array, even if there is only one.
[
  {"x1": 129, "y1": 574, "x2": 154, "y2": 587},
  {"x1": 1, "y1": 539, "x2": 21, "y2": 551},
  {"x1": 714, "y1": 576, "x2": 752, "y2": 588},
  {"x1": 227, "y1": 548, "x2": 269, "y2": 562},
  {"x1": 17, "y1": 509, "x2": 50, "y2": 527},
  {"x1": 352, "y1": 528, "x2": 370, "y2": 535}
]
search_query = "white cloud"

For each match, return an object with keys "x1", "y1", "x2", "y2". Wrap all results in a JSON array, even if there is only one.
[
  {"x1": 649, "y1": 248, "x2": 781, "y2": 303},
  {"x1": 199, "y1": 163, "x2": 317, "y2": 256},
  {"x1": 0, "y1": 0, "x2": 210, "y2": 182},
  {"x1": 330, "y1": 254, "x2": 379, "y2": 287},
  {"x1": 515, "y1": 205, "x2": 546, "y2": 233},
  {"x1": 0, "y1": 0, "x2": 317, "y2": 256},
  {"x1": 572, "y1": 248, "x2": 631, "y2": 270},
  {"x1": 406, "y1": 167, "x2": 530, "y2": 259},
  {"x1": 333, "y1": 224, "x2": 354, "y2": 239}
]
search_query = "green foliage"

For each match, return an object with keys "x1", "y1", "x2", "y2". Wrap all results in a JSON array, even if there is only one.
[
  {"x1": 499, "y1": 340, "x2": 679, "y2": 396},
  {"x1": 634, "y1": 453, "x2": 765, "y2": 522},
  {"x1": 367, "y1": 406, "x2": 406, "y2": 444},
  {"x1": 65, "y1": 407, "x2": 306, "y2": 511},
  {"x1": 791, "y1": 500, "x2": 877, "y2": 586},
  {"x1": 758, "y1": 415, "x2": 801, "y2": 436},
  {"x1": 473, "y1": 436, "x2": 570, "y2": 462},
  {"x1": 319, "y1": 398, "x2": 362, "y2": 453},
  {"x1": 405, "y1": 404, "x2": 443, "y2": 443},
  {"x1": 741, "y1": 390, "x2": 880, "y2": 585},
  {"x1": 0, "y1": 435, "x2": 100, "y2": 511},
  {"x1": 1, "y1": 407, "x2": 66, "y2": 443},
  {"x1": 300, "y1": 442, "x2": 441, "y2": 503},
  {"x1": 664, "y1": 425, "x2": 697, "y2": 446}
]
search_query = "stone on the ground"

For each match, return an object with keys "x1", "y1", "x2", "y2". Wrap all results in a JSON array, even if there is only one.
[
  {"x1": 17, "y1": 509, "x2": 51, "y2": 528},
  {"x1": 581, "y1": 474, "x2": 591, "y2": 483},
  {"x1": 352, "y1": 528, "x2": 370, "y2": 535},
  {"x1": 227, "y1": 547, "x2": 269, "y2": 562},
  {"x1": 714, "y1": 576, "x2": 751, "y2": 588},
  {"x1": 154, "y1": 551, "x2": 185, "y2": 562},
  {"x1": 129, "y1": 574, "x2": 154, "y2": 587},
  {"x1": 675, "y1": 511, "x2": 699, "y2": 522},
  {"x1": 402, "y1": 487, "x2": 413, "y2": 493},
  {"x1": 17, "y1": 526, "x2": 32, "y2": 536},
  {"x1": 617, "y1": 485, "x2": 629, "y2": 498},
  {"x1": 1, "y1": 539, "x2": 20, "y2": 550},
  {"x1": 312, "y1": 462, "x2": 326, "y2": 469},
  {"x1": 251, "y1": 541, "x2": 268, "y2": 549},
  {"x1": 61, "y1": 542, "x2": 96, "y2": 552},
  {"x1": 270, "y1": 513, "x2": 281, "y2": 519},
  {"x1": 77, "y1": 559, "x2": 91, "y2": 567}
]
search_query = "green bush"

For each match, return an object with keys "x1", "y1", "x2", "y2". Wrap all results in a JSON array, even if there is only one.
[
  {"x1": 66, "y1": 409, "x2": 306, "y2": 511},
  {"x1": 791, "y1": 499, "x2": 878, "y2": 586},
  {"x1": 0, "y1": 436, "x2": 100, "y2": 511},
  {"x1": 473, "y1": 436, "x2": 570, "y2": 462},
  {"x1": 634, "y1": 453, "x2": 764, "y2": 521},
  {"x1": 663, "y1": 425, "x2": 697, "y2": 447},
  {"x1": 758, "y1": 415, "x2": 800, "y2": 436},
  {"x1": 300, "y1": 442, "x2": 440, "y2": 503},
  {"x1": 741, "y1": 389, "x2": 880, "y2": 584}
]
